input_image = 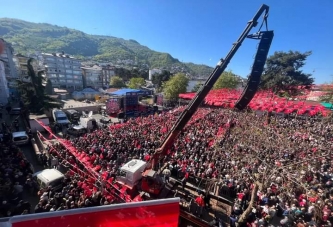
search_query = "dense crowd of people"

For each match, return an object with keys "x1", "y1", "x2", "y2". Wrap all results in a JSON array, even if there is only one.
[
  {"x1": 1, "y1": 103, "x2": 333, "y2": 227},
  {"x1": 0, "y1": 143, "x2": 34, "y2": 217}
]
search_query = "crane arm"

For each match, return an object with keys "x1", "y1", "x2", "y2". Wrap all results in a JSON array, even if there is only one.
[{"x1": 149, "y1": 4, "x2": 270, "y2": 169}]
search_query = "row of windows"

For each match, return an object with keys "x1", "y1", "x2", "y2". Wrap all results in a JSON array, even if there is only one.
[
  {"x1": 48, "y1": 74, "x2": 82, "y2": 79},
  {"x1": 46, "y1": 65, "x2": 81, "y2": 70},
  {"x1": 50, "y1": 79, "x2": 82, "y2": 84},
  {"x1": 45, "y1": 58, "x2": 80, "y2": 65},
  {"x1": 47, "y1": 68, "x2": 82, "y2": 74}
]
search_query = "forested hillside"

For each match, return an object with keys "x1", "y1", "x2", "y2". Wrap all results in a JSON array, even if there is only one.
[{"x1": 0, "y1": 18, "x2": 213, "y2": 76}]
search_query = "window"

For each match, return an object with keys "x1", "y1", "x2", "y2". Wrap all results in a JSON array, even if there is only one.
[
  {"x1": 13, "y1": 136, "x2": 28, "y2": 142},
  {"x1": 66, "y1": 75, "x2": 73, "y2": 79},
  {"x1": 73, "y1": 75, "x2": 80, "y2": 79},
  {"x1": 59, "y1": 74, "x2": 65, "y2": 78},
  {"x1": 49, "y1": 74, "x2": 57, "y2": 78},
  {"x1": 66, "y1": 69, "x2": 72, "y2": 73},
  {"x1": 67, "y1": 79, "x2": 73, "y2": 83},
  {"x1": 59, "y1": 79, "x2": 66, "y2": 83}
]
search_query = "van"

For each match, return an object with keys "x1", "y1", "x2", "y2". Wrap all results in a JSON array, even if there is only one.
[
  {"x1": 10, "y1": 107, "x2": 22, "y2": 115},
  {"x1": 33, "y1": 169, "x2": 65, "y2": 191},
  {"x1": 64, "y1": 109, "x2": 80, "y2": 123},
  {"x1": 52, "y1": 109, "x2": 70, "y2": 126},
  {"x1": 79, "y1": 111, "x2": 98, "y2": 132},
  {"x1": 12, "y1": 131, "x2": 30, "y2": 145},
  {"x1": 67, "y1": 125, "x2": 87, "y2": 137}
]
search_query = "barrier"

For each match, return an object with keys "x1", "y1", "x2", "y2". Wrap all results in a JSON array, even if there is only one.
[{"x1": 1, "y1": 198, "x2": 180, "y2": 227}]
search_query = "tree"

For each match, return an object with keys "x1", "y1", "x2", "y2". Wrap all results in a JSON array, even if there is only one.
[
  {"x1": 128, "y1": 77, "x2": 145, "y2": 89},
  {"x1": 162, "y1": 73, "x2": 189, "y2": 101},
  {"x1": 18, "y1": 58, "x2": 63, "y2": 114},
  {"x1": 110, "y1": 76, "x2": 125, "y2": 88},
  {"x1": 213, "y1": 70, "x2": 240, "y2": 89},
  {"x1": 152, "y1": 70, "x2": 171, "y2": 90},
  {"x1": 191, "y1": 82, "x2": 203, "y2": 92},
  {"x1": 261, "y1": 51, "x2": 314, "y2": 94}
]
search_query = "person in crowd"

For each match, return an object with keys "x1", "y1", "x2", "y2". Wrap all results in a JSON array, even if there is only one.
[{"x1": 6, "y1": 105, "x2": 331, "y2": 226}]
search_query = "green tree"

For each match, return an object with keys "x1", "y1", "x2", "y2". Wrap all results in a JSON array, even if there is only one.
[
  {"x1": 128, "y1": 77, "x2": 145, "y2": 89},
  {"x1": 152, "y1": 70, "x2": 171, "y2": 90},
  {"x1": 162, "y1": 73, "x2": 189, "y2": 101},
  {"x1": 213, "y1": 70, "x2": 240, "y2": 89},
  {"x1": 18, "y1": 58, "x2": 63, "y2": 114},
  {"x1": 191, "y1": 82, "x2": 203, "y2": 92},
  {"x1": 110, "y1": 76, "x2": 125, "y2": 88},
  {"x1": 261, "y1": 51, "x2": 314, "y2": 94}
]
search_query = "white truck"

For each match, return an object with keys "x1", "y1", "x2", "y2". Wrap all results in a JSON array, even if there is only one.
[{"x1": 79, "y1": 111, "x2": 98, "y2": 132}]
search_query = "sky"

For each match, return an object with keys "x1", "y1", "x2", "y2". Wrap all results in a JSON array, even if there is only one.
[{"x1": 1, "y1": 0, "x2": 332, "y2": 84}]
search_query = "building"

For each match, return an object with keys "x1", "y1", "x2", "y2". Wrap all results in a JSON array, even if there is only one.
[
  {"x1": 0, "y1": 60, "x2": 9, "y2": 104},
  {"x1": 101, "y1": 65, "x2": 115, "y2": 88},
  {"x1": 42, "y1": 52, "x2": 83, "y2": 90},
  {"x1": 0, "y1": 38, "x2": 18, "y2": 94},
  {"x1": 148, "y1": 69, "x2": 162, "y2": 80},
  {"x1": 82, "y1": 65, "x2": 114, "y2": 90},
  {"x1": 13, "y1": 54, "x2": 37, "y2": 83}
]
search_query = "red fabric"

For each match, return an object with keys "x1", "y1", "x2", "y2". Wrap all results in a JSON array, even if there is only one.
[
  {"x1": 11, "y1": 200, "x2": 180, "y2": 227},
  {"x1": 195, "y1": 196, "x2": 205, "y2": 207}
]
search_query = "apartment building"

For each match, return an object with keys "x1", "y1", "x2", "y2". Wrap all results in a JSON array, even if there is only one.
[
  {"x1": 0, "y1": 38, "x2": 18, "y2": 93},
  {"x1": 101, "y1": 65, "x2": 115, "y2": 88},
  {"x1": 0, "y1": 60, "x2": 9, "y2": 104},
  {"x1": 42, "y1": 52, "x2": 83, "y2": 90},
  {"x1": 82, "y1": 65, "x2": 114, "y2": 90},
  {"x1": 14, "y1": 54, "x2": 38, "y2": 83}
]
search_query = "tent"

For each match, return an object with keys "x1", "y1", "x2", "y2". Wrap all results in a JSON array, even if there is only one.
[
  {"x1": 109, "y1": 88, "x2": 142, "y2": 96},
  {"x1": 321, "y1": 102, "x2": 333, "y2": 109},
  {"x1": 109, "y1": 88, "x2": 152, "y2": 96}
]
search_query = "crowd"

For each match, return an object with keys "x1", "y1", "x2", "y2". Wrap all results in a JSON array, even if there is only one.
[
  {"x1": 0, "y1": 143, "x2": 34, "y2": 217},
  {"x1": 60, "y1": 106, "x2": 333, "y2": 227},
  {"x1": 1, "y1": 103, "x2": 333, "y2": 227}
]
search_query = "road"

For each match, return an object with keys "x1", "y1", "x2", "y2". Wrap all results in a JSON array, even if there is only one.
[{"x1": 4, "y1": 109, "x2": 43, "y2": 213}]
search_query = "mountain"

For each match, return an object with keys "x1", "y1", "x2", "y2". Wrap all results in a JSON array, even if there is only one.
[{"x1": 0, "y1": 18, "x2": 213, "y2": 77}]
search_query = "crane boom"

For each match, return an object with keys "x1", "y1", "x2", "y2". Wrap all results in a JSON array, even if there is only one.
[{"x1": 150, "y1": 4, "x2": 270, "y2": 169}]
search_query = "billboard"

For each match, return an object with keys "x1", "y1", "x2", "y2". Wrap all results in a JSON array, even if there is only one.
[
  {"x1": 106, "y1": 97, "x2": 121, "y2": 114},
  {"x1": 0, "y1": 198, "x2": 179, "y2": 227}
]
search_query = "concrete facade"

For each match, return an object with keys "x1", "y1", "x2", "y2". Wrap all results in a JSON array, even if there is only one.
[
  {"x1": 0, "y1": 38, "x2": 18, "y2": 93},
  {"x1": 0, "y1": 60, "x2": 9, "y2": 104},
  {"x1": 42, "y1": 52, "x2": 83, "y2": 91},
  {"x1": 13, "y1": 54, "x2": 39, "y2": 83},
  {"x1": 82, "y1": 65, "x2": 114, "y2": 90}
]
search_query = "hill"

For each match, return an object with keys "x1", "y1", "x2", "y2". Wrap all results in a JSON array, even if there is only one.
[{"x1": 0, "y1": 18, "x2": 213, "y2": 77}]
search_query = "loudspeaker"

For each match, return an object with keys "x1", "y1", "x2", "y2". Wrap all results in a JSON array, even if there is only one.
[
  {"x1": 118, "y1": 112, "x2": 125, "y2": 119},
  {"x1": 235, "y1": 31, "x2": 274, "y2": 110},
  {"x1": 120, "y1": 97, "x2": 124, "y2": 108}
]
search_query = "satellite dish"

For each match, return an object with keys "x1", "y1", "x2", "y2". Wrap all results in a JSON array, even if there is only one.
[{"x1": 88, "y1": 111, "x2": 93, "y2": 118}]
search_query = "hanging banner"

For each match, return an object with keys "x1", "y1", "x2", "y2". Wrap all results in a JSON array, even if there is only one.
[
  {"x1": 5, "y1": 198, "x2": 179, "y2": 227},
  {"x1": 157, "y1": 94, "x2": 163, "y2": 106},
  {"x1": 106, "y1": 97, "x2": 121, "y2": 114}
]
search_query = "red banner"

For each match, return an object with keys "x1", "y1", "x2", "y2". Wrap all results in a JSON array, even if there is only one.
[{"x1": 8, "y1": 198, "x2": 179, "y2": 227}]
